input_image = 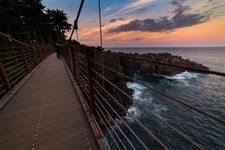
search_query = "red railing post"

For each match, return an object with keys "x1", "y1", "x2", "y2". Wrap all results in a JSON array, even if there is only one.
[
  {"x1": 37, "y1": 48, "x2": 40, "y2": 62},
  {"x1": 48, "y1": 48, "x2": 51, "y2": 56},
  {"x1": 68, "y1": 47, "x2": 73, "y2": 71},
  {"x1": 71, "y1": 47, "x2": 77, "y2": 78},
  {"x1": 67, "y1": 48, "x2": 70, "y2": 70},
  {"x1": 36, "y1": 47, "x2": 41, "y2": 62},
  {"x1": 31, "y1": 47, "x2": 38, "y2": 66},
  {"x1": 39, "y1": 47, "x2": 43, "y2": 61},
  {"x1": 69, "y1": 47, "x2": 74, "y2": 75},
  {"x1": 86, "y1": 47, "x2": 97, "y2": 118},
  {"x1": 20, "y1": 47, "x2": 30, "y2": 73},
  {"x1": 41, "y1": 47, "x2": 44, "y2": 60},
  {"x1": 0, "y1": 63, "x2": 12, "y2": 91},
  {"x1": 44, "y1": 47, "x2": 47, "y2": 58},
  {"x1": 65, "y1": 48, "x2": 69, "y2": 64}
]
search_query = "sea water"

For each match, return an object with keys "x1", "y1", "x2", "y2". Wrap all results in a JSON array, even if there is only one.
[{"x1": 106, "y1": 47, "x2": 225, "y2": 149}]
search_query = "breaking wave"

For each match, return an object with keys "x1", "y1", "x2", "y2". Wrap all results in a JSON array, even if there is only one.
[
  {"x1": 126, "y1": 82, "x2": 168, "y2": 122},
  {"x1": 125, "y1": 106, "x2": 141, "y2": 123},
  {"x1": 166, "y1": 71, "x2": 202, "y2": 80},
  {"x1": 127, "y1": 82, "x2": 147, "y2": 102}
]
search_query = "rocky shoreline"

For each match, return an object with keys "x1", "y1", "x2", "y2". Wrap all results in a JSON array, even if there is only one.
[{"x1": 94, "y1": 49, "x2": 209, "y2": 116}]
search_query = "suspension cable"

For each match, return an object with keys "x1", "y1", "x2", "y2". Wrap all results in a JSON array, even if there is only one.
[
  {"x1": 69, "y1": 0, "x2": 85, "y2": 41},
  {"x1": 93, "y1": 78, "x2": 169, "y2": 150},
  {"x1": 76, "y1": 30, "x2": 79, "y2": 47},
  {"x1": 95, "y1": 88, "x2": 150, "y2": 150},
  {"x1": 91, "y1": 59, "x2": 225, "y2": 126},
  {"x1": 98, "y1": 0, "x2": 103, "y2": 48},
  {"x1": 93, "y1": 69, "x2": 203, "y2": 149},
  {"x1": 97, "y1": 0, "x2": 105, "y2": 88},
  {"x1": 71, "y1": 72, "x2": 111, "y2": 150},
  {"x1": 0, "y1": 32, "x2": 31, "y2": 47},
  {"x1": 117, "y1": 54, "x2": 225, "y2": 77},
  {"x1": 75, "y1": 30, "x2": 82, "y2": 61},
  {"x1": 95, "y1": 102, "x2": 126, "y2": 150}
]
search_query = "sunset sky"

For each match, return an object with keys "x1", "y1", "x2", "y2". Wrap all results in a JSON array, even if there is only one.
[{"x1": 43, "y1": 0, "x2": 225, "y2": 47}]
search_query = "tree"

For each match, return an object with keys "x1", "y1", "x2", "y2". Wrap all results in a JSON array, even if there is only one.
[
  {"x1": 0, "y1": 0, "x2": 45, "y2": 42},
  {"x1": 45, "y1": 9, "x2": 72, "y2": 44},
  {"x1": 0, "y1": 0, "x2": 71, "y2": 44}
]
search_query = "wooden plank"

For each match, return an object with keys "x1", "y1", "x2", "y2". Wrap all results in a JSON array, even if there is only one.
[{"x1": 0, "y1": 54, "x2": 99, "y2": 150}]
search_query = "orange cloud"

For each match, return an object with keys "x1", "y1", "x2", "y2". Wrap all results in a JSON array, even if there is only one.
[{"x1": 70, "y1": 14, "x2": 225, "y2": 47}]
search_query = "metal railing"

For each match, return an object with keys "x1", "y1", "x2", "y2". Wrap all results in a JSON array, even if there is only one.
[
  {"x1": 64, "y1": 0, "x2": 225, "y2": 148},
  {"x1": 0, "y1": 32, "x2": 53, "y2": 100},
  {"x1": 63, "y1": 45, "x2": 225, "y2": 150}
]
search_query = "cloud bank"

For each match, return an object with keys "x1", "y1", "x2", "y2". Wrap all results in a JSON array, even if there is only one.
[
  {"x1": 108, "y1": 1, "x2": 209, "y2": 33},
  {"x1": 108, "y1": 13, "x2": 208, "y2": 33}
]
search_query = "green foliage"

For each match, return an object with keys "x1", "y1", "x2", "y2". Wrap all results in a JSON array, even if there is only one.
[{"x1": 0, "y1": 0, "x2": 72, "y2": 44}]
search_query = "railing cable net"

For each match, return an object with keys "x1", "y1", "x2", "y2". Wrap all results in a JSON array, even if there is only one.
[
  {"x1": 95, "y1": 67, "x2": 203, "y2": 148},
  {"x1": 92, "y1": 68, "x2": 203, "y2": 149},
  {"x1": 63, "y1": 47, "x2": 170, "y2": 149},
  {"x1": 65, "y1": 0, "x2": 225, "y2": 149},
  {"x1": 0, "y1": 32, "x2": 54, "y2": 101},
  {"x1": 63, "y1": 43, "x2": 225, "y2": 149},
  {"x1": 95, "y1": 103, "x2": 125, "y2": 150},
  {"x1": 91, "y1": 59, "x2": 225, "y2": 126},
  {"x1": 93, "y1": 77, "x2": 169, "y2": 150},
  {"x1": 94, "y1": 88, "x2": 150, "y2": 150},
  {"x1": 117, "y1": 54, "x2": 225, "y2": 77}
]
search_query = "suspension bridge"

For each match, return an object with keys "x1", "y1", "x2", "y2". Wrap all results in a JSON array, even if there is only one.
[{"x1": 1, "y1": 0, "x2": 225, "y2": 150}]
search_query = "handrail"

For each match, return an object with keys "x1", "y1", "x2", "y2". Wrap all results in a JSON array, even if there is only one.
[
  {"x1": 63, "y1": 45, "x2": 225, "y2": 150},
  {"x1": 63, "y1": 47, "x2": 169, "y2": 149},
  {"x1": 92, "y1": 59, "x2": 225, "y2": 126},
  {"x1": 117, "y1": 54, "x2": 225, "y2": 77},
  {"x1": 0, "y1": 33, "x2": 53, "y2": 101},
  {"x1": 0, "y1": 32, "x2": 31, "y2": 47},
  {"x1": 93, "y1": 77, "x2": 169, "y2": 149},
  {"x1": 94, "y1": 89, "x2": 150, "y2": 150},
  {"x1": 93, "y1": 68, "x2": 203, "y2": 149}
]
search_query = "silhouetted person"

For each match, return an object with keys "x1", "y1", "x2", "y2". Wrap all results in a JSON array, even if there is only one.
[{"x1": 56, "y1": 43, "x2": 62, "y2": 59}]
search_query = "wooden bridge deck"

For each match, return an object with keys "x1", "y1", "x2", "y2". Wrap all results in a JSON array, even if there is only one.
[{"x1": 0, "y1": 54, "x2": 99, "y2": 150}]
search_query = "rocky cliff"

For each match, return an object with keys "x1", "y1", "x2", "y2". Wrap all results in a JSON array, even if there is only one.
[
  {"x1": 103, "y1": 51, "x2": 209, "y2": 77},
  {"x1": 94, "y1": 50, "x2": 209, "y2": 117}
]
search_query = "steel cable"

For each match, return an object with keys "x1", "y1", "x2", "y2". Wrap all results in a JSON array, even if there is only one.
[
  {"x1": 91, "y1": 59, "x2": 225, "y2": 126},
  {"x1": 117, "y1": 54, "x2": 225, "y2": 77},
  {"x1": 95, "y1": 101, "x2": 124, "y2": 150},
  {"x1": 93, "y1": 78, "x2": 169, "y2": 150},
  {"x1": 93, "y1": 69, "x2": 203, "y2": 149},
  {"x1": 94, "y1": 90, "x2": 149, "y2": 150}
]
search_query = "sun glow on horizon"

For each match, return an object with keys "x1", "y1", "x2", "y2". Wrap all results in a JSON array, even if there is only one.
[{"x1": 43, "y1": 0, "x2": 225, "y2": 47}]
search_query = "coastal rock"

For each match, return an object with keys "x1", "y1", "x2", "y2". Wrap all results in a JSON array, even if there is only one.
[
  {"x1": 103, "y1": 51, "x2": 209, "y2": 77},
  {"x1": 93, "y1": 48, "x2": 209, "y2": 117}
]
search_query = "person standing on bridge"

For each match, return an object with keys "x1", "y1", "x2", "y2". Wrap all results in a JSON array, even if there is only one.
[{"x1": 56, "y1": 43, "x2": 62, "y2": 59}]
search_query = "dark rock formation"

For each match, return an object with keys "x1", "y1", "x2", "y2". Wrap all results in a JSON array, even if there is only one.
[
  {"x1": 94, "y1": 50, "x2": 209, "y2": 117},
  {"x1": 103, "y1": 51, "x2": 209, "y2": 77}
]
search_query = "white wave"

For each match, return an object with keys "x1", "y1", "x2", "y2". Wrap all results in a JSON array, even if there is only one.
[
  {"x1": 126, "y1": 82, "x2": 169, "y2": 121},
  {"x1": 127, "y1": 82, "x2": 147, "y2": 102},
  {"x1": 166, "y1": 71, "x2": 200, "y2": 80},
  {"x1": 127, "y1": 82, "x2": 147, "y2": 90},
  {"x1": 125, "y1": 106, "x2": 141, "y2": 122},
  {"x1": 128, "y1": 106, "x2": 141, "y2": 117}
]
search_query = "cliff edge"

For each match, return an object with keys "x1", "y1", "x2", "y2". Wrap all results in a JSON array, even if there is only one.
[{"x1": 94, "y1": 50, "x2": 209, "y2": 116}]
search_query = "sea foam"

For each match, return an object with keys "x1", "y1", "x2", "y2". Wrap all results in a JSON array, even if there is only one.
[
  {"x1": 126, "y1": 81, "x2": 169, "y2": 120},
  {"x1": 166, "y1": 71, "x2": 200, "y2": 80},
  {"x1": 127, "y1": 82, "x2": 147, "y2": 102}
]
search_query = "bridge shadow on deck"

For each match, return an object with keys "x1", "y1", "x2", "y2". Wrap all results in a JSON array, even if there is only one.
[{"x1": 0, "y1": 54, "x2": 99, "y2": 150}]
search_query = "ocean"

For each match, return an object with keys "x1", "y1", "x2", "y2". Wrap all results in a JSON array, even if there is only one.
[{"x1": 105, "y1": 47, "x2": 225, "y2": 149}]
